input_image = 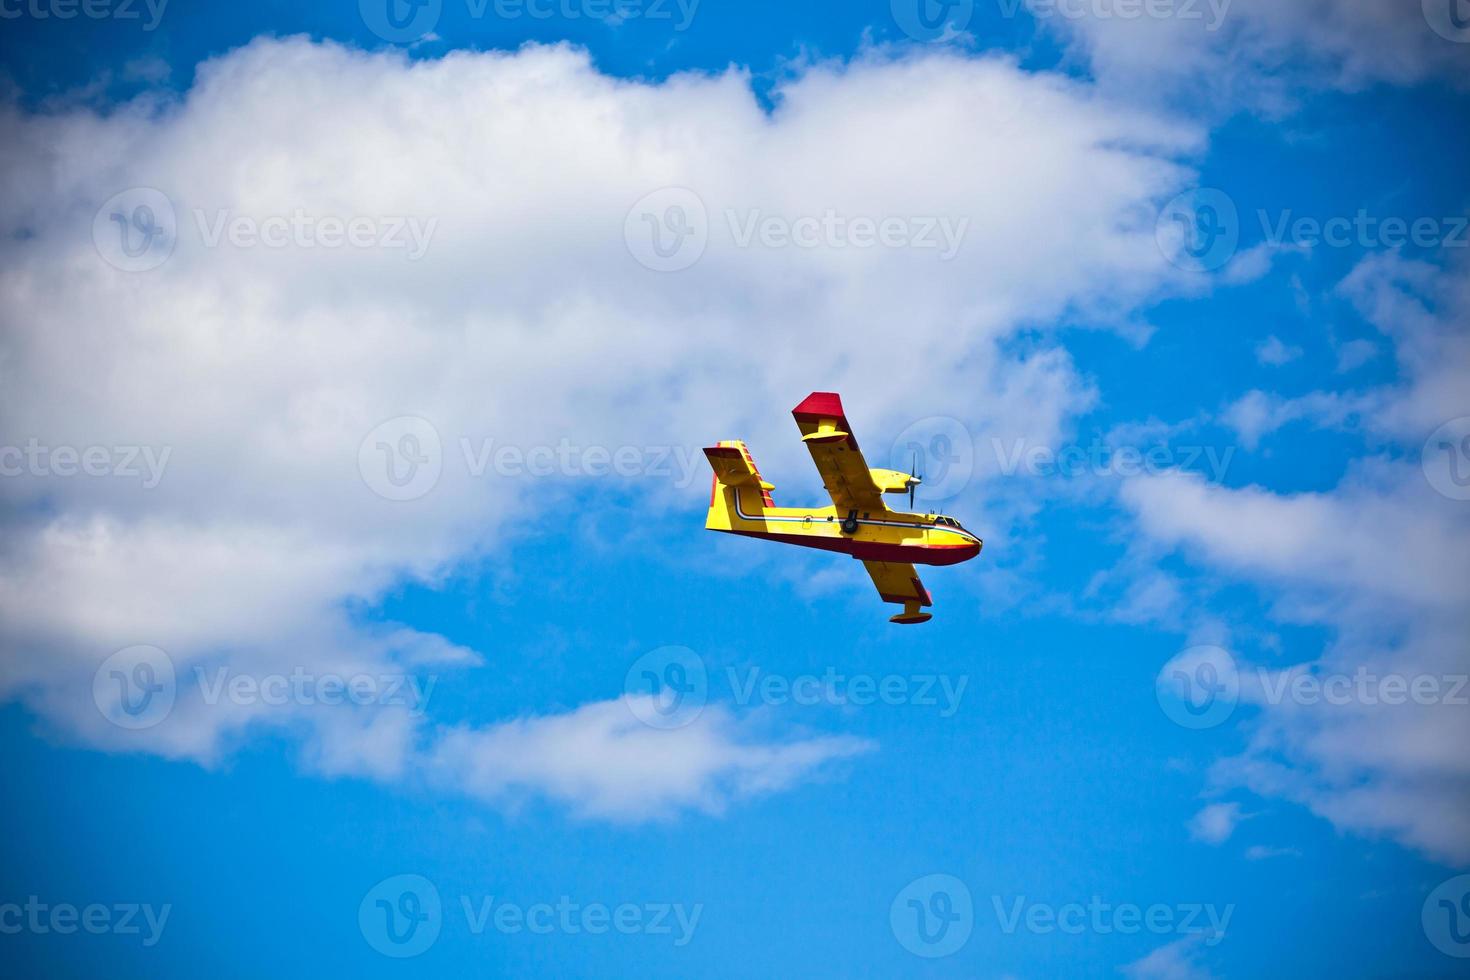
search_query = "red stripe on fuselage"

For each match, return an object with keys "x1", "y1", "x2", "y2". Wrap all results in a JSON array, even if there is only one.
[{"x1": 720, "y1": 529, "x2": 979, "y2": 566}]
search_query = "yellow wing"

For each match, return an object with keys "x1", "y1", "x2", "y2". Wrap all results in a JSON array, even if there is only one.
[
  {"x1": 792, "y1": 391, "x2": 889, "y2": 514},
  {"x1": 861, "y1": 560, "x2": 932, "y2": 608}
]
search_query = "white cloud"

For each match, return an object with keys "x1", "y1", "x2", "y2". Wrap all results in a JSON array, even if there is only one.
[
  {"x1": 1188, "y1": 801, "x2": 1243, "y2": 845},
  {"x1": 1121, "y1": 253, "x2": 1470, "y2": 864},
  {"x1": 1334, "y1": 338, "x2": 1376, "y2": 373},
  {"x1": 1219, "y1": 388, "x2": 1362, "y2": 450},
  {"x1": 1120, "y1": 934, "x2": 1215, "y2": 980},
  {"x1": 429, "y1": 697, "x2": 875, "y2": 821},
  {"x1": 1254, "y1": 335, "x2": 1301, "y2": 367},
  {"x1": 1027, "y1": 0, "x2": 1470, "y2": 111},
  {"x1": 1243, "y1": 844, "x2": 1300, "y2": 860},
  {"x1": 0, "y1": 38, "x2": 1205, "y2": 816}
]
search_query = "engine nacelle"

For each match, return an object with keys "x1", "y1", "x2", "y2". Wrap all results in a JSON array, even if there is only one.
[{"x1": 869, "y1": 468, "x2": 919, "y2": 494}]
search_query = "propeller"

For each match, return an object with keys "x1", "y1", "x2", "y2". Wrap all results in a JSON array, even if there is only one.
[{"x1": 907, "y1": 450, "x2": 922, "y2": 510}]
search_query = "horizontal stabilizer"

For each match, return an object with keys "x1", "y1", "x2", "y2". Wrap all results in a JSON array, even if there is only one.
[{"x1": 704, "y1": 444, "x2": 772, "y2": 489}]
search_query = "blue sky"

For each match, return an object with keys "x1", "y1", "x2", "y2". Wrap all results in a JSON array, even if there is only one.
[{"x1": 1, "y1": 1, "x2": 1468, "y2": 977}]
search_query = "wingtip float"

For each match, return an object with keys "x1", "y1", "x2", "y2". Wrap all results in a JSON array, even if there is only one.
[{"x1": 704, "y1": 391, "x2": 982, "y2": 624}]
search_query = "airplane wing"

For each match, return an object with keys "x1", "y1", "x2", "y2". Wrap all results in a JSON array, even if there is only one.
[
  {"x1": 792, "y1": 391, "x2": 889, "y2": 514},
  {"x1": 861, "y1": 560, "x2": 932, "y2": 609}
]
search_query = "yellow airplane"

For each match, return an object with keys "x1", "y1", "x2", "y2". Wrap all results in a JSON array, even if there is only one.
[{"x1": 704, "y1": 392, "x2": 982, "y2": 624}]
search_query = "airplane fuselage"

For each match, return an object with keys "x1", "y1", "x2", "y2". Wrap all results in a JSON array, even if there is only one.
[{"x1": 710, "y1": 486, "x2": 983, "y2": 567}]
